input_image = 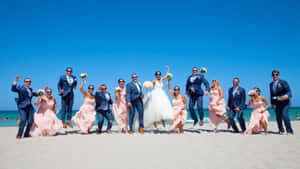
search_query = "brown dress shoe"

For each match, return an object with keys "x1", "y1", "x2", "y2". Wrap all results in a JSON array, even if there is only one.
[
  {"x1": 129, "y1": 130, "x2": 134, "y2": 134},
  {"x1": 96, "y1": 132, "x2": 101, "y2": 135},
  {"x1": 63, "y1": 123, "x2": 67, "y2": 129},
  {"x1": 16, "y1": 136, "x2": 22, "y2": 139},
  {"x1": 138, "y1": 128, "x2": 144, "y2": 134},
  {"x1": 66, "y1": 121, "x2": 73, "y2": 128}
]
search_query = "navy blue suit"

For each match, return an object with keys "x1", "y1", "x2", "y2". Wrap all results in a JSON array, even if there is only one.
[
  {"x1": 227, "y1": 86, "x2": 246, "y2": 132},
  {"x1": 95, "y1": 91, "x2": 113, "y2": 133},
  {"x1": 11, "y1": 83, "x2": 38, "y2": 137},
  {"x1": 57, "y1": 75, "x2": 77, "y2": 123},
  {"x1": 126, "y1": 81, "x2": 144, "y2": 131},
  {"x1": 185, "y1": 74, "x2": 210, "y2": 123},
  {"x1": 270, "y1": 79, "x2": 293, "y2": 134}
]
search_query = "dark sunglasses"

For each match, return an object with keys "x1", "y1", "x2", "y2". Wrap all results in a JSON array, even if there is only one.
[
  {"x1": 174, "y1": 89, "x2": 180, "y2": 91},
  {"x1": 101, "y1": 88, "x2": 107, "y2": 90},
  {"x1": 66, "y1": 70, "x2": 72, "y2": 72},
  {"x1": 132, "y1": 76, "x2": 137, "y2": 78},
  {"x1": 272, "y1": 74, "x2": 279, "y2": 76},
  {"x1": 25, "y1": 81, "x2": 31, "y2": 83},
  {"x1": 88, "y1": 88, "x2": 94, "y2": 90},
  {"x1": 46, "y1": 91, "x2": 52, "y2": 93},
  {"x1": 192, "y1": 70, "x2": 198, "y2": 72}
]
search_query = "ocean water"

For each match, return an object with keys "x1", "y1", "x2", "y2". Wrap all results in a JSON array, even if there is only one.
[{"x1": 0, "y1": 108, "x2": 299, "y2": 127}]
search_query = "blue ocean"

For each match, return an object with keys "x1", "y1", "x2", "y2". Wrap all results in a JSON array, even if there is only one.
[{"x1": 0, "y1": 108, "x2": 299, "y2": 127}]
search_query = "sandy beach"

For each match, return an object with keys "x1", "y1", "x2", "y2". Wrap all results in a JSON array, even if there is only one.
[{"x1": 1, "y1": 121, "x2": 299, "y2": 169}]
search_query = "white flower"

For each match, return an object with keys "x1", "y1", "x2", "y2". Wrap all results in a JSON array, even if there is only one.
[
  {"x1": 115, "y1": 87, "x2": 122, "y2": 93},
  {"x1": 200, "y1": 67, "x2": 207, "y2": 73},
  {"x1": 143, "y1": 81, "x2": 153, "y2": 89},
  {"x1": 167, "y1": 73, "x2": 173, "y2": 80},
  {"x1": 80, "y1": 73, "x2": 87, "y2": 78},
  {"x1": 248, "y1": 90, "x2": 256, "y2": 97},
  {"x1": 37, "y1": 89, "x2": 45, "y2": 96}
]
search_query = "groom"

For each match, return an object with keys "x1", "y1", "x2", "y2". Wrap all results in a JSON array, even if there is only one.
[
  {"x1": 227, "y1": 77, "x2": 246, "y2": 133},
  {"x1": 126, "y1": 73, "x2": 144, "y2": 134},
  {"x1": 57, "y1": 67, "x2": 77, "y2": 128},
  {"x1": 11, "y1": 75, "x2": 38, "y2": 139},
  {"x1": 270, "y1": 70, "x2": 293, "y2": 135},
  {"x1": 186, "y1": 67, "x2": 210, "y2": 126}
]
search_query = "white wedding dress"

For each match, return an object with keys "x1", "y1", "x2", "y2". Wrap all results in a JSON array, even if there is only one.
[{"x1": 143, "y1": 80, "x2": 174, "y2": 128}]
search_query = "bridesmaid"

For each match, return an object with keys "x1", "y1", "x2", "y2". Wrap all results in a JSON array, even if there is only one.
[
  {"x1": 112, "y1": 79, "x2": 129, "y2": 134},
  {"x1": 208, "y1": 79, "x2": 230, "y2": 133},
  {"x1": 30, "y1": 88, "x2": 63, "y2": 137},
  {"x1": 245, "y1": 88, "x2": 270, "y2": 135},
  {"x1": 167, "y1": 79, "x2": 187, "y2": 134},
  {"x1": 72, "y1": 77, "x2": 96, "y2": 134}
]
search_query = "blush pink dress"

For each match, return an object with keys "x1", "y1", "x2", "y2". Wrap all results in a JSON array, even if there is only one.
[
  {"x1": 245, "y1": 100, "x2": 270, "y2": 134},
  {"x1": 72, "y1": 97, "x2": 96, "y2": 133},
  {"x1": 208, "y1": 89, "x2": 227, "y2": 129},
  {"x1": 169, "y1": 98, "x2": 187, "y2": 131},
  {"x1": 31, "y1": 96, "x2": 63, "y2": 137},
  {"x1": 112, "y1": 89, "x2": 129, "y2": 129}
]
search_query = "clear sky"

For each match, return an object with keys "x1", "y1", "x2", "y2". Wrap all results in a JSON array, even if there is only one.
[{"x1": 1, "y1": 0, "x2": 299, "y2": 110}]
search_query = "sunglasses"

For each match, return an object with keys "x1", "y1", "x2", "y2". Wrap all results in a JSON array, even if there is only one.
[
  {"x1": 101, "y1": 88, "x2": 107, "y2": 90},
  {"x1": 192, "y1": 70, "x2": 198, "y2": 72},
  {"x1": 272, "y1": 74, "x2": 279, "y2": 76},
  {"x1": 174, "y1": 89, "x2": 180, "y2": 91},
  {"x1": 132, "y1": 76, "x2": 137, "y2": 78},
  {"x1": 46, "y1": 91, "x2": 52, "y2": 93},
  {"x1": 66, "y1": 70, "x2": 72, "y2": 72},
  {"x1": 25, "y1": 81, "x2": 31, "y2": 83},
  {"x1": 119, "y1": 81, "x2": 125, "y2": 83},
  {"x1": 88, "y1": 88, "x2": 94, "y2": 90}
]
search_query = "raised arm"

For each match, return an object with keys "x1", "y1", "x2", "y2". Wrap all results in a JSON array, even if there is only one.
[
  {"x1": 161, "y1": 66, "x2": 170, "y2": 81},
  {"x1": 34, "y1": 96, "x2": 43, "y2": 106},
  {"x1": 73, "y1": 76, "x2": 77, "y2": 89},
  {"x1": 167, "y1": 79, "x2": 174, "y2": 97},
  {"x1": 11, "y1": 75, "x2": 21, "y2": 92},
  {"x1": 79, "y1": 78, "x2": 88, "y2": 96},
  {"x1": 248, "y1": 97, "x2": 253, "y2": 108},
  {"x1": 203, "y1": 77, "x2": 210, "y2": 92}
]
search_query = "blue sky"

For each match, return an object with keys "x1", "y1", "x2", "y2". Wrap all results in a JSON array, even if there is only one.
[{"x1": 1, "y1": 0, "x2": 299, "y2": 110}]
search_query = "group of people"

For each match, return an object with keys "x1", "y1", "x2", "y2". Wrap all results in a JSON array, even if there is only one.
[{"x1": 11, "y1": 66, "x2": 294, "y2": 139}]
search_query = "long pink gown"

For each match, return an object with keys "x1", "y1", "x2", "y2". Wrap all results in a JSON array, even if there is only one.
[
  {"x1": 72, "y1": 97, "x2": 96, "y2": 133},
  {"x1": 170, "y1": 98, "x2": 187, "y2": 131},
  {"x1": 208, "y1": 89, "x2": 227, "y2": 129},
  {"x1": 245, "y1": 100, "x2": 270, "y2": 134},
  {"x1": 112, "y1": 90, "x2": 129, "y2": 129},
  {"x1": 31, "y1": 96, "x2": 63, "y2": 137}
]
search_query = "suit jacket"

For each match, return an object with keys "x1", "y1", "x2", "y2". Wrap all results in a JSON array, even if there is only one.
[
  {"x1": 11, "y1": 84, "x2": 38, "y2": 109},
  {"x1": 270, "y1": 79, "x2": 292, "y2": 105},
  {"x1": 185, "y1": 74, "x2": 210, "y2": 97},
  {"x1": 126, "y1": 81, "x2": 143, "y2": 102},
  {"x1": 95, "y1": 91, "x2": 113, "y2": 112},
  {"x1": 57, "y1": 75, "x2": 77, "y2": 98},
  {"x1": 227, "y1": 86, "x2": 246, "y2": 110}
]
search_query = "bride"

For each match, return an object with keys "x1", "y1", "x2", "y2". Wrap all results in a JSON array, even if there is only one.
[{"x1": 144, "y1": 66, "x2": 174, "y2": 129}]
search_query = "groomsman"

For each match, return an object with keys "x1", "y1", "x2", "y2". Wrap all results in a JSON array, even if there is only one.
[
  {"x1": 57, "y1": 67, "x2": 77, "y2": 128},
  {"x1": 186, "y1": 67, "x2": 210, "y2": 126},
  {"x1": 95, "y1": 84, "x2": 114, "y2": 134},
  {"x1": 126, "y1": 74, "x2": 144, "y2": 134},
  {"x1": 11, "y1": 75, "x2": 38, "y2": 139},
  {"x1": 270, "y1": 70, "x2": 293, "y2": 135},
  {"x1": 227, "y1": 77, "x2": 246, "y2": 133}
]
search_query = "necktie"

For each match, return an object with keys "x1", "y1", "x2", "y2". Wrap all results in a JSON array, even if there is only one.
[{"x1": 135, "y1": 83, "x2": 141, "y2": 94}]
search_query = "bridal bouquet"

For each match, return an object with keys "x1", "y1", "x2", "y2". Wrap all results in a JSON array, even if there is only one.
[
  {"x1": 248, "y1": 90, "x2": 256, "y2": 97},
  {"x1": 143, "y1": 81, "x2": 153, "y2": 89},
  {"x1": 115, "y1": 87, "x2": 122, "y2": 94},
  {"x1": 200, "y1": 67, "x2": 207, "y2": 73},
  {"x1": 167, "y1": 73, "x2": 173, "y2": 80},
  {"x1": 37, "y1": 89, "x2": 45, "y2": 96},
  {"x1": 80, "y1": 73, "x2": 87, "y2": 78}
]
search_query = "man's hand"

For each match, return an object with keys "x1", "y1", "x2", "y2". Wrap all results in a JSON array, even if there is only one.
[
  {"x1": 141, "y1": 95, "x2": 144, "y2": 99},
  {"x1": 187, "y1": 94, "x2": 190, "y2": 98},
  {"x1": 127, "y1": 102, "x2": 132, "y2": 107},
  {"x1": 271, "y1": 105, "x2": 274, "y2": 109},
  {"x1": 60, "y1": 89, "x2": 64, "y2": 94},
  {"x1": 227, "y1": 107, "x2": 230, "y2": 111},
  {"x1": 14, "y1": 75, "x2": 21, "y2": 82},
  {"x1": 234, "y1": 107, "x2": 240, "y2": 112}
]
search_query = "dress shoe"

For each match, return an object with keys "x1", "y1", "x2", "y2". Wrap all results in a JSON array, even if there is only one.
[
  {"x1": 129, "y1": 130, "x2": 134, "y2": 134},
  {"x1": 138, "y1": 127, "x2": 144, "y2": 134},
  {"x1": 199, "y1": 120, "x2": 204, "y2": 126},
  {"x1": 66, "y1": 121, "x2": 73, "y2": 128},
  {"x1": 287, "y1": 133, "x2": 293, "y2": 136},
  {"x1": 193, "y1": 119, "x2": 198, "y2": 126},
  {"x1": 63, "y1": 123, "x2": 67, "y2": 129},
  {"x1": 96, "y1": 132, "x2": 101, "y2": 135},
  {"x1": 16, "y1": 136, "x2": 22, "y2": 139},
  {"x1": 24, "y1": 135, "x2": 32, "y2": 138}
]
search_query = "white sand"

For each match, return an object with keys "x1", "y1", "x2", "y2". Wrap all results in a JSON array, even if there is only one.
[{"x1": 0, "y1": 121, "x2": 300, "y2": 169}]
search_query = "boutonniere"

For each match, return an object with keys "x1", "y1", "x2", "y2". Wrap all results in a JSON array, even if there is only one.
[
  {"x1": 278, "y1": 83, "x2": 281, "y2": 87},
  {"x1": 237, "y1": 90, "x2": 240, "y2": 95},
  {"x1": 197, "y1": 75, "x2": 201, "y2": 79}
]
